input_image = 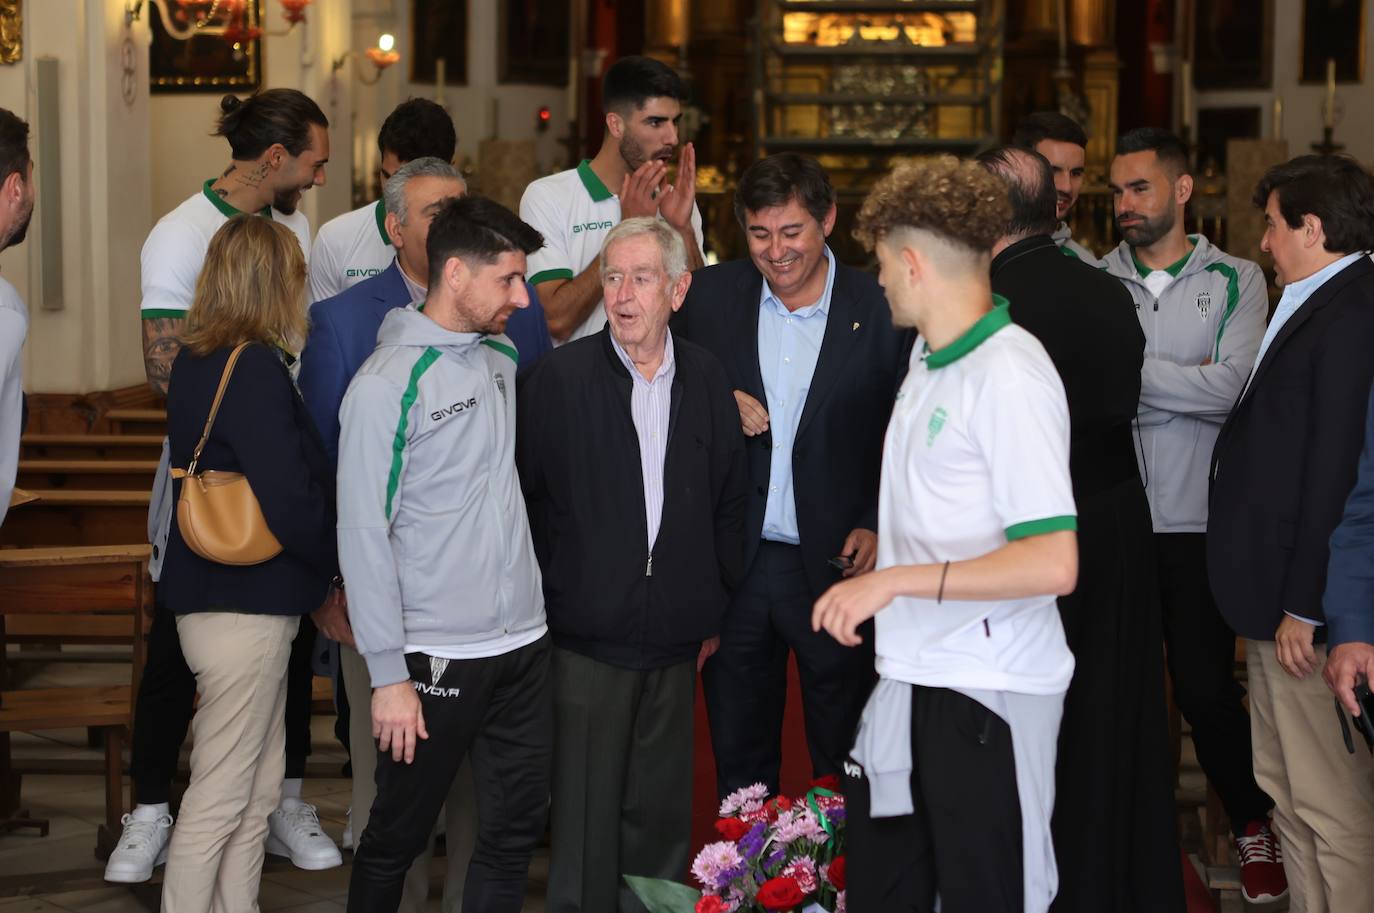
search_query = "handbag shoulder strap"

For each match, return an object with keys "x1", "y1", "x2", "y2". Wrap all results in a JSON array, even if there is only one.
[{"x1": 189, "y1": 342, "x2": 251, "y2": 472}]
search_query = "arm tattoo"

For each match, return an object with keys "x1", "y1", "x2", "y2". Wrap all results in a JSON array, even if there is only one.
[{"x1": 141, "y1": 317, "x2": 186, "y2": 397}]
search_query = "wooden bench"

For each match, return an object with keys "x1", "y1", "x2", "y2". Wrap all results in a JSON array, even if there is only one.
[
  {"x1": 16, "y1": 460, "x2": 159, "y2": 492},
  {"x1": 103, "y1": 408, "x2": 167, "y2": 436},
  {"x1": 20, "y1": 434, "x2": 164, "y2": 462},
  {"x1": 0, "y1": 545, "x2": 151, "y2": 855},
  {"x1": 0, "y1": 490, "x2": 150, "y2": 547}
]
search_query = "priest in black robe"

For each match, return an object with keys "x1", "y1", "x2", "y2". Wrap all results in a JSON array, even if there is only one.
[{"x1": 977, "y1": 146, "x2": 1185, "y2": 913}]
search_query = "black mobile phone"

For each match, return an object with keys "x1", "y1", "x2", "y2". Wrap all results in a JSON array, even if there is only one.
[
  {"x1": 1354, "y1": 681, "x2": 1374, "y2": 749},
  {"x1": 827, "y1": 553, "x2": 856, "y2": 571}
]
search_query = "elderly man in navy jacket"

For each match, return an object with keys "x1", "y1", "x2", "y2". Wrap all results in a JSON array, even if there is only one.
[
  {"x1": 1325, "y1": 381, "x2": 1374, "y2": 713},
  {"x1": 517, "y1": 217, "x2": 747, "y2": 913}
]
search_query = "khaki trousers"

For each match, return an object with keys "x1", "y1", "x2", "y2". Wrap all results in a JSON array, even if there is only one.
[
  {"x1": 1247, "y1": 639, "x2": 1374, "y2": 913},
  {"x1": 162, "y1": 612, "x2": 299, "y2": 913},
  {"x1": 342, "y1": 645, "x2": 476, "y2": 913}
]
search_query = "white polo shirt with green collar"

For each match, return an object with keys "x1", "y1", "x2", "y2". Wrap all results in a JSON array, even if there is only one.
[
  {"x1": 519, "y1": 159, "x2": 704, "y2": 344},
  {"x1": 308, "y1": 199, "x2": 393, "y2": 303},
  {"x1": 140, "y1": 180, "x2": 312, "y2": 320},
  {"x1": 875, "y1": 298, "x2": 1077, "y2": 697}
]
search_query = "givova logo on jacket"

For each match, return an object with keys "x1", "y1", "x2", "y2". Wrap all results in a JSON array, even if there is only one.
[
  {"x1": 412, "y1": 656, "x2": 462, "y2": 699},
  {"x1": 431, "y1": 396, "x2": 478, "y2": 422}
]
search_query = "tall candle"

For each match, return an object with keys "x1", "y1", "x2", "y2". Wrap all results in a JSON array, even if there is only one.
[
  {"x1": 436, "y1": 57, "x2": 446, "y2": 107},
  {"x1": 1180, "y1": 60, "x2": 1193, "y2": 131},
  {"x1": 1273, "y1": 95, "x2": 1283, "y2": 139},
  {"x1": 1325, "y1": 58, "x2": 1336, "y2": 129}
]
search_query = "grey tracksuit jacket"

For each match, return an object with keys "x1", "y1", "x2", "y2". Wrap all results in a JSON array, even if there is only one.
[
  {"x1": 1101, "y1": 235, "x2": 1267, "y2": 533},
  {"x1": 1052, "y1": 222, "x2": 1102, "y2": 267},
  {"x1": 336, "y1": 306, "x2": 546, "y2": 687}
]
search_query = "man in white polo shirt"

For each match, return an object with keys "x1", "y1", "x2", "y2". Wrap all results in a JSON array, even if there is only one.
[
  {"x1": 813, "y1": 156, "x2": 1078, "y2": 913},
  {"x1": 111, "y1": 88, "x2": 338, "y2": 886},
  {"x1": 309, "y1": 98, "x2": 456, "y2": 302},
  {"x1": 520, "y1": 55, "x2": 704, "y2": 344}
]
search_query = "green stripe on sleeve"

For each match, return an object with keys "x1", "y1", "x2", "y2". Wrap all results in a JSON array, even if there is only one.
[
  {"x1": 1005, "y1": 515, "x2": 1078, "y2": 541},
  {"x1": 385, "y1": 346, "x2": 442, "y2": 521},
  {"x1": 141, "y1": 308, "x2": 187, "y2": 319},
  {"x1": 480, "y1": 338, "x2": 519, "y2": 364},
  {"x1": 529, "y1": 268, "x2": 574, "y2": 285},
  {"x1": 1059, "y1": 244, "x2": 1081, "y2": 260},
  {"x1": 1203, "y1": 262, "x2": 1240, "y2": 362}
]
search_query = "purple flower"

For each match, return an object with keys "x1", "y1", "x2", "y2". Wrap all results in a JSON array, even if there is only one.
[
  {"x1": 764, "y1": 848, "x2": 787, "y2": 870},
  {"x1": 691, "y1": 841, "x2": 745, "y2": 890},
  {"x1": 738, "y1": 821, "x2": 767, "y2": 860}
]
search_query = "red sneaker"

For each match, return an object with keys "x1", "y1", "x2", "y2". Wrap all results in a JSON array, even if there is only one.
[{"x1": 1236, "y1": 820, "x2": 1288, "y2": 903}]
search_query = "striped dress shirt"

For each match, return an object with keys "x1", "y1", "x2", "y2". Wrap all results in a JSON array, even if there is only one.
[{"x1": 610, "y1": 330, "x2": 677, "y2": 550}]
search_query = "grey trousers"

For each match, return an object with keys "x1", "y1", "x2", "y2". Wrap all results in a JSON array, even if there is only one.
[
  {"x1": 342, "y1": 645, "x2": 477, "y2": 913},
  {"x1": 546, "y1": 647, "x2": 695, "y2": 913}
]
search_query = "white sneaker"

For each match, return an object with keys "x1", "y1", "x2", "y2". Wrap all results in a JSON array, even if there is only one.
[
  {"x1": 341, "y1": 807, "x2": 353, "y2": 850},
  {"x1": 265, "y1": 798, "x2": 342, "y2": 870},
  {"x1": 104, "y1": 811, "x2": 173, "y2": 883}
]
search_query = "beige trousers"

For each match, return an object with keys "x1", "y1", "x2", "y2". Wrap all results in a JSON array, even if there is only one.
[
  {"x1": 1247, "y1": 639, "x2": 1374, "y2": 913},
  {"x1": 162, "y1": 612, "x2": 299, "y2": 913},
  {"x1": 342, "y1": 645, "x2": 476, "y2": 913}
]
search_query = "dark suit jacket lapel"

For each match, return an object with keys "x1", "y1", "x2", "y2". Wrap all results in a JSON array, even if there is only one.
[
  {"x1": 1243, "y1": 257, "x2": 1372, "y2": 404},
  {"x1": 372, "y1": 262, "x2": 412, "y2": 321},
  {"x1": 735, "y1": 268, "x2": 768, "y2": 408},
  {"x1": 796, "y1": 266, "x2": 862, "y2": 442}
]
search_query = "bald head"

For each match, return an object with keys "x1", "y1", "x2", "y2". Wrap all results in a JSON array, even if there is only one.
[{"x1": 975, "y1": 145, "x2": 1059, "y2": 242}]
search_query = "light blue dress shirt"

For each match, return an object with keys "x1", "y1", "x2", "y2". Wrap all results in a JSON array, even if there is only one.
[
  {"x1": 758, "y1": 245, "x2": 837, "y2": 544},
  {"x1": 1246, "y1": 252, "x2": 1364, "y2": 626}
]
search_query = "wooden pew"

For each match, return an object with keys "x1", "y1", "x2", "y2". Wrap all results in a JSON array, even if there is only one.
[
  {"x1": 0, "y1": 545, "x2": 151, "y2": 854},
  {"x1": 0, "y1": 490, "x2": 150, "y2": 547},
  {"x1": 21, "y1": 434, "x2": 164, "y2": 462},
  {"x1": 17, "y1": 460, "x2": 158, "y2": 491},
  {"x1": 103, "y1": 408, "x2": 166, "y2": 436}
]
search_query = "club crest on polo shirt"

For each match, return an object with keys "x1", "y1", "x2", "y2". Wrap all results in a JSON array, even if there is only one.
[
  {"x1": 926, "y1": 407, "x2": 949, "y2": 447},
  {"x1": 1196, "y1": 290, "x2": 1211, "y2": 320},
  {"x1": 495, "y1": 372, "x2": 507, "y2": 405}
]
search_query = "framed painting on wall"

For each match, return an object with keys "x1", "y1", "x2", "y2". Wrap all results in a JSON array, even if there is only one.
[
  {"x1": 411, "y1": 0, "x2": 468, "y2": 86},
  {"x1": 150, "y1": 0, "x2": 263, "y2": 94},
  {"x1": 499, "y1": 0, "x2": 569, "y2": 85},
  {"x1": 1301, "y1": 0, "x2": 1364, "y2": 82},
  {"x1": 1194, "y1": 0, "x2": 1273, "y2": 89}
]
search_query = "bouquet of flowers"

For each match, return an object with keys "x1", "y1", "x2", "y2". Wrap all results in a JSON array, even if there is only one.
[{"x1": 626, "y1": 776, "x2": 847, "y2": 913}]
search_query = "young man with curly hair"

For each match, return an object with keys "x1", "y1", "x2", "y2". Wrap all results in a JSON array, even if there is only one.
[{"x1": 814, "y1": 156, "x2": 1078, "y2": 913}]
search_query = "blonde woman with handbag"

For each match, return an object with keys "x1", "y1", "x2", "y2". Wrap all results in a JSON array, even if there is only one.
[{"x1": 159, "y1": 215, "x2": 340, "y2": 913}]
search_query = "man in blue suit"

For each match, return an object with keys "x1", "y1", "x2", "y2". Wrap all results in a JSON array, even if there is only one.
[
  {"x1": 298, "y1": 156, "x2": 550, "y2": 913},
  {"x1": 1325, "y1": 381, "x2": 1374, "y2": 715}
]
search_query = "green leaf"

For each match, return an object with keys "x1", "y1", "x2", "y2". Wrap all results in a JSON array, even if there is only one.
[{"x1": 622, "y1": 875, "x2": 703, "y2": 913}]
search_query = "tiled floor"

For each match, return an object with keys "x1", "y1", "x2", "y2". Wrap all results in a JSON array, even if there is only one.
[{"x1": 0, "y1": 659, "x2": 546, "y2": 911}]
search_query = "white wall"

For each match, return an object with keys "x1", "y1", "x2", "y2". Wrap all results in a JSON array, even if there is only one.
[
  {"x1": 0, "y1": 0, "x2": 154, "y2": 394},
  {"x1": 1195, "y1": 0, "x2": 1374, "y2": 163}
]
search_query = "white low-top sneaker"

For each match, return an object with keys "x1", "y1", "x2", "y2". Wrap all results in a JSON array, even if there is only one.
[
  {"x1": 104, "y1": 810, "x2": 174, "y2": 883},
  {"x1": 265, "y1": 798, "x2": 343, "y2": 870}
]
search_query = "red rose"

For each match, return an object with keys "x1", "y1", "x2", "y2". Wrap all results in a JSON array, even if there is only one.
[
  {"x1": 810, "y1": 774, "x2": 841, "y2": 792},
  {"x1": 695, "y1": 896, "x2": 728, "y2": 913},
  {"x1": 757, "y1": 876, "x2": 806, "y2": 910},
  {"x1": 827, "y1": 855, "x2": 847, "y2": 891},
  {"x1": 715, "y1": 817, "x2": 750, "y2": 841}
]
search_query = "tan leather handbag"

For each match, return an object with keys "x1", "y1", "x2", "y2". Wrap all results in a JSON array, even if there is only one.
[{"x1": 170, "y1": 342, "x2": 284, "y2": 566}]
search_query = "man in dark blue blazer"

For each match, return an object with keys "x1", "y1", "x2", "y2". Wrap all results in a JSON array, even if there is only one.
[
  {"x1": 297, "y1": 157, "x2": 549, "y2": 913},
  {"x1": 1208, "y1": 155, "x2": 1374, "y2": 909},
  {"x1": 1324, "y1": 381, "x2": 1374, "y2": 713},
  {"x1": 673, "y1": 153, "x2": 912, "y2": 799}
]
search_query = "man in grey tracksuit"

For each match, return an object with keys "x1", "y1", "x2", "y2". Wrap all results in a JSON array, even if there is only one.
[
  {"x1": 1105, "y1": 127, "x2": 1281, "y2": 902},
  {"x1": 338, "y1": 195, "x2": 551, "y2": 913}
]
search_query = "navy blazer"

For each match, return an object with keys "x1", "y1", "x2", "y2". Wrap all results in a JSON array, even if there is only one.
[
  {"x1": 672, "y1": 257, "x2": 914, "y2": 599},
  {"x1": 1324, "y1": 381, "x2": 1374, "y2": 647},
  {"x1": 298, "y1": 262, "x2": 554, "y2": 464},
  {"x1": 161, "y1": 343, "x2": 338, "y2": 616},
  {"x1": 1208, "y1": 256, "x2": 1374, "y2": 641}
]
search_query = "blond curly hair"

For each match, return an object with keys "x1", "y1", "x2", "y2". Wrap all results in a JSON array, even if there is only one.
[{"x1": 853, "y1": 156, "x2": 1011, "y2": 255}]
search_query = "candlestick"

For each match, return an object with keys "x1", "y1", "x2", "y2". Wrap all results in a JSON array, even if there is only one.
[
  {"x1": 1324, "y1": 58, "x2": 1336, "y2": 130},
  {"x1": 1273, "y1": 95, "x2": 1283, "y2": 139},
  {"x1": 436, "y1": 56, "x2": 446, "y2": 107},
  {"x1": 1180, "y1": 60, "x2": 1193, "y2": 131}
]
